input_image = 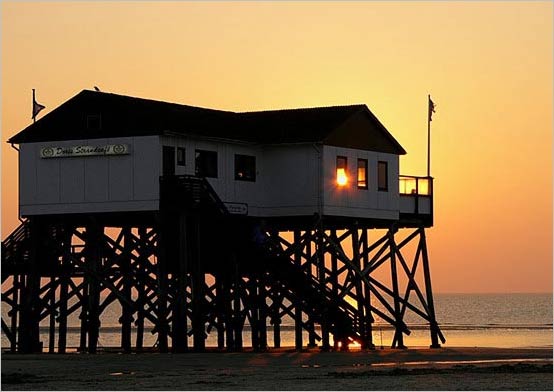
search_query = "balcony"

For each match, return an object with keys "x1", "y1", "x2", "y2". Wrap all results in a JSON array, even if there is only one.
[{"x1": 399, "y1": 176, "x2": 433, "y2": 226}]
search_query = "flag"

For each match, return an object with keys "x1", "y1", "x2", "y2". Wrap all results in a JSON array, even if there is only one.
[
  {"x1": 428, "y1": 96, "x2": 436, "y2": 122},
  {"x1": 33, "y1": 99, "x2": 45, "y2": 119},
  {"x1": 32, "y1": 89, "x2": 45, "y2": 121}
]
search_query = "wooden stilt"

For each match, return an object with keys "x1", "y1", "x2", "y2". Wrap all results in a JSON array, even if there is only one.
[
  {"x1": 57, "y1": 227, "x2": 71, "y2": 354},
  {"x1": 272, "y1": 287, "x2": 281, "y2": 349},
  {"x1": 420, "y1": 228, "x2": 441, "y2": 348},
  {"x1": 293, "y1": 230, "x2": 303, "y2": 350},
  {"x1": 135, "y1": 227, "x2": 147, "y2": 352},
  {"x1": 249, "y1": 277, "x2": 260, "y2": 350},
  {"x1": 317, "y1": 225, "x2": 330, "y2": 351},
  {"x1": 121, "y1": 227, "x2": 133, "y2": 353},
  {"x1": 223, "y1": 274, "x2": 234, "y2": 350},
  {"x1": 259, "y1": 274, "x2": 268, "y2": 351},
  {"x1": 172, "y1": 214, "x2": 188, "y2": 352},
  {"x1": 58, "y1": 273, "x2": 68, "y2": 353},
  {"x1": 215, "y1": 275, "x2": 225, "y2": 350},
  {"x1": 19, "y1": 218, "x2": 42, "y2": 353},
  {"x1": 388, "y1": 228, "x2": 405, "y2": 349},
  {"x1": 10, "y1": 274, "x2": 20, "y2": 353},
  {"x1": 351, "y1": 225, "x2": 365, "y2": 348},
  {"x1": 48, "y1": 276, "x2": 56, "y2": 353},
  {"x1": 78, "y1": 275, "x2": 88, "y2": 352},
  {"x1": 233, "y1": 260, "x2": 243, "y2": 351},
  {"x1": 330, "y1": 230, "x2": 339, "y2": 350},
  {"x1": 306, "y1": 232, "x2": 317, "y2": 348},
  {"x1": 86, "y1": 224, "x2": 102, "y2": 354},
  {"x1": 157, "y1": 218, "x2": 169, "y2": 353},
  {"x1": 191, "y1": 218, "x2": 205, "y2": 352},
  {"x1": 360, "y1": 229, "x2": 374, "y2": 350}
]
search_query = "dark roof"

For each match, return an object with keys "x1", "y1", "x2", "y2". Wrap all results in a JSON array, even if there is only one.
[{"x1": 8, "y1": 90, "x2": 406, "y2": 154}]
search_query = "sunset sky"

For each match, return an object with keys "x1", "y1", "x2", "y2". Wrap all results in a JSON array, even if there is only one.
[{"x1": 1, "y1": 1, "x2": 552, "y2": 293}]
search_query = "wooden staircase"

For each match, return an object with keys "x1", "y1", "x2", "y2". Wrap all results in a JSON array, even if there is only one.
[
  {"x1": 159, "y1": 175, "x2": 228, "y2": 215},
  {"x1": 1, "y1": 220, "x2": 30, "y2": 281},
  {"x1": 257, "y1": 233, "x2": 363, "y2": 346}
]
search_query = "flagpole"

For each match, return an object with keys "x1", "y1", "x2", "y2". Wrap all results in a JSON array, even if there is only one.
[
  {"x1": 427, "y1": 94, "x2": 431, "y2": 178},
  {"x1": 33, "y1": 89, "x2": 36, "y2": 123}
]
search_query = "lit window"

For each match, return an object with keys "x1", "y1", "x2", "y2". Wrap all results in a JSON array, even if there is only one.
[
  {"x1": 378, "y1": 161, "x2": 388, "y2": 191},
  {"x1": 235, "y1": 154, "x2": 256, "y2": 182},
  {"x1": 357, "y1": 159, "x2": 368, "y2": 189},
  {"x1": 177, "y1": 147, "x2": 186, "y2": 166},
  {"x1": 195, "y1": 149, "x2": 218, "y2": 178},
  {"x1": 336, "y1": 156, "x2": 348, "y2": 186}
]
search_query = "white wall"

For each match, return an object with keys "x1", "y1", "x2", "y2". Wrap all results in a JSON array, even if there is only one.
[
  {"x1": 258, "y1": 144, "x2": 320, "y2": 216},
  {"x1": 19, "y1": 135, "x2": 401, "y2": 220},
  {"x1": 159, "y1": 136, "x2": 320, "y2": 217},
  {"x1": 322, "y1": 145, "x2": 399, "y2": 220},
  {"x1": 19, "y1": 136, "x2": 160, "y2": 215}
]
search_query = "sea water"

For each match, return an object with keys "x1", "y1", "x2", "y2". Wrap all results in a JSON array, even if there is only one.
[{"x1": 1, "y1": 293, "x2": 552, "y2": 351}]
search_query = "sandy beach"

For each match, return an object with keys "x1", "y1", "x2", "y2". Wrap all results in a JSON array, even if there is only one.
[{"x1": 1, "y1": 347, "x2": 552, "y2": 391}]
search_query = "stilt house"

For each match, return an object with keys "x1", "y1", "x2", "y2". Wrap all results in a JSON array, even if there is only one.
[{"x1": 2, "y1": 90, "x2": 443, "y2": 354}]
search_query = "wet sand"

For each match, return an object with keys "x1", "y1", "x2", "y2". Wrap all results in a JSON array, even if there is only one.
[{"x1": 1, "y1": 347, "x2": 552, "y2": 390}]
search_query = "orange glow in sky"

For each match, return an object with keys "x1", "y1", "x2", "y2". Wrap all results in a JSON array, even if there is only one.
[{"x1": 1, "y1": 1, "x2": 552, "y2": 293}]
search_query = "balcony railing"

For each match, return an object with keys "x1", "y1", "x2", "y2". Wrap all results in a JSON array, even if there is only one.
[{"x1": 399, "y1": 176, "x2": 433, "y2": 225}]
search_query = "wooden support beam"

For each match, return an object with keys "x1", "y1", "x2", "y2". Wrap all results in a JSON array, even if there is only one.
[
  {"x1": 48, "y1": 276, "x2": 56, "y2": 353},
  {"x1": 330, "y1": 230, "x2": 339, "y2": 350},
  {"x1": 351, "y1": 225, "x2": 366, "y2": 348},
  {"x1": 232, "y1": 263, "x2": 243, "y2": 351},
  {"x1": 293, "y1": 230, "x2": 303, "y2": 350},
  {"x1": 78, "y1": 276, "x2": 89, "y2": 352},
  {"x1": 388, "y1": 228, "x2": 405, "y2": 349},
  {"x1": 223, "y1": 273, "x2": 234, "y2": 350},
  {"x1": 306, "y1": 233, "x2": 317, "y2": 348},
  {"x1": 191, "y1": 218, "x2": 205, "y2": 352},
  {"x1": 121, "y1": 227, "x2": 133, "y2": 353},
  {"x1": 10, "y1": 274, "x2": 20, "y2": 352},
  {"x1": 317, "y1": 225, "x2": 330, "y2": 351},
  {"x1": 19, "y1": 218, "x2": 42, "y2": 353},
  {"x1": 215, "y1": 275, "x2": 225, "y2": 350},
  {"x1": 157, "y1": 218, "x2": 170, "y2": 353},
  {"x1": 360, "y1": 229, "x2": 375, "y2": 350},
  {"x1": 86, "y1": 224, "x2": 102, "y2": 354},
  {"x1": 58, "y1": 272, "x2": 69, "y2": 353},
  {"x1": 57, "y1": 226, "x2": 72, "y2": 354},
  {"x1": 171, "y1": 215, "x2": 189, "y2": 352},
  {"x1": 420, "y1": 228, "x2": 442, "y2": 348},
  {"x1": 249, "y1": 277, "x2": 260, "y2": 350},
  {"x1": 271, "y1": 286, "x2": 282, "y2": 349}
]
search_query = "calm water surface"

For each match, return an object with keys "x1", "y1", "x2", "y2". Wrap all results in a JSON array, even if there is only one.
[{"x1": 1, "y1": 293, "x2": 551, "y2": 350}]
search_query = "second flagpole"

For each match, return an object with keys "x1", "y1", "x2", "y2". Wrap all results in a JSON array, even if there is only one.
[{"x1": 427, "y1": 94, "x2": 431, "y2": 177}]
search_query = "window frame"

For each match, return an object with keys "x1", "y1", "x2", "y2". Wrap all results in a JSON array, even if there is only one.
[
  {"x1": 195, "y1": 149, "x2": 218, "y2": 178},
  {"x1": 377, "y1": 160, "x2": 388, "y2": 192},
  {"x1": 357, "y1": 158, "x2": 368, "y2": 190},
  {"x1": 234, "y1": 154, "x2": 256, "y2": 182}
]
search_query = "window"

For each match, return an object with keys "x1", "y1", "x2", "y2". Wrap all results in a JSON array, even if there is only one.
[
  {"x1": 177, "y1": 147, "x2": 186, "y2": 166},
  {"x1": 357, "y1": 159, "x2": 368, "y2": 189},
  {"x1": 336, "y1": 156, "x2": 348, "y2": 186},
  {"x1": 378, "y1": 161, "x2": 388, "y2": 191},
  {"x1": 235, "y1": 154, "x2": 256, "y2": 182},
  {"x1": 195, "y1": 149, "x2": 218, "y2": 178}
]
